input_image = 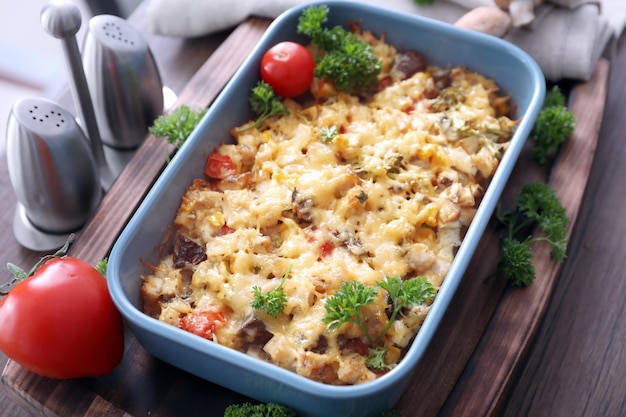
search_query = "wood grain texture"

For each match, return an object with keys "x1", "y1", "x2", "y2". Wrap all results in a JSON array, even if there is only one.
[
  {"x1": 499, "y1": 36, "x2": 626, "y2": 417},
  {"x1": 438, "y1": 58, "x2": 611, "y2": 417},
  {"x1": 1, "y1": 6, "x2": 623, "y2": 417}
]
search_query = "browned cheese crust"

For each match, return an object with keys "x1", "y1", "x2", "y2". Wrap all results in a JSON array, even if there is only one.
[{"x1": 141, "y1": 29, "x2": 517, "y2": 385}]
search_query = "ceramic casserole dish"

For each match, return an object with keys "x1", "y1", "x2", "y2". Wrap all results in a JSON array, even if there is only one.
[{"x1": 108, "y1": 1, "x2": 545, "y2": 416}]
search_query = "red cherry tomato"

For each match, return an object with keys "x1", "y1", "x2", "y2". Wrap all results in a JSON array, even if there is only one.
[
  {"x1": 0, "y1": 257, "x2": 124, "y2": 379},
  {"x1": 260, "y1": 41, "x2": 315, "y2": 98},
  {"x1": 205, "y1": 152, "x2": 237, "y2": 180}
]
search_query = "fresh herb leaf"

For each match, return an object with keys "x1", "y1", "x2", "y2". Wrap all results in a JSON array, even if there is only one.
[
  {"x1": 223, "y1": 402, "x2": 400, "y2": 417},
  {"x1": 515, "y1": 182, "x2": 569, "y2": 260},
  {"x1": 373, "y1": 276, "x2": 435, "y2": 344},
  {"x1": 385, "y1": 154, "x2": 404, "y2": 178},
  {"x1": 315, "y1": 39, "x2": 382, "y2": 93},
  {"x1": 240, "y1": 81, "x2": 290, "y2": 132},
  {"x1": 149, "y1": 105, "x2": 207, "y2": 151},
  {"x1": 320, "y1": 125, "x2": 338, "y2": 143},
  {"x1": 250, "y1": 264, "x2": 291, "y2": 317},
  {"x1": 296, "y1": 5, "x2": 331, "y2": 46},
  {"x1": 531, "y1": 86, "x2": 576, "y2": 165},
  {"x1": 491, "y1": 182, "x2": 569, "y2": 286},
  {"x1": 297, "y1": 5, "x2": 383, "y2": 93},
  {"x1": 496, "y1": 236, "x2": 535, "y2": 287},
  {"x1": 365, "y1": 345, "x2": 393, "y2": 371},
  {"x1": 379, "y1": 276, "x2": 435, "y2": 310},
  {"x1": 323, "y1": 280, "x2": 378, "y2": 339},
  {"x1": 542, "y1": 85, "x2": 567, "y2": 108},
  {"x1": 323, "y1": 276, "x2": 435, "y2": 372},
  {"x1": 224, "y1": 402, "x2": 296, "y2": 417}
]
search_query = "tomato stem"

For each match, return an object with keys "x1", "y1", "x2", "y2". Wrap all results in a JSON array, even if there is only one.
[{"x1": 1, "y1": 234, "x2": 74, "y2": 295}]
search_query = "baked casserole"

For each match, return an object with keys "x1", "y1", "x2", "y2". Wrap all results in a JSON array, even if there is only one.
[{"x1": 141, "y1": 27, "x2": 517, "y2": 386}]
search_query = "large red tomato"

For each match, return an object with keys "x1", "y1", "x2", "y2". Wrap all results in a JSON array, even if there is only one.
[
  {"x1": 0, "y1": 257, "x2": 124, "y2": 379},
  {"x1": 260, "y1": 41, "x2": 315, "y2": 98}
]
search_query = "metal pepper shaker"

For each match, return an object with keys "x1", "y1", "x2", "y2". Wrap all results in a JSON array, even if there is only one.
[{"x1": 81, "y1": 13, "x2": 164, "y2": 175}]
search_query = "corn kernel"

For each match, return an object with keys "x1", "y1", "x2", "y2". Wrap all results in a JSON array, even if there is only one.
[
  {"x1": 416, "y1": 144, "x2": 436, "y2": 160},
  {"x1": 415, "y1": 227, "x2": 436, "y2": 243},
  {"x1": 207, "y1": 212, "x2": 225, "y2": 228},
  {"x1": 273, "y1": 172, "x2": 285, "y2": 182},
  {"x1": 332, "y1": 134, "x2": 348, "y2": 151},
  {"x1": 432, "y1": 151, "x2": 451, "y2": 169}
]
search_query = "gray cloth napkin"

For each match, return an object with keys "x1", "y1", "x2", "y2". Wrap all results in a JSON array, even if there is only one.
[{"x1": 147, "y1": 0, "x2": 622, "y2": 81}]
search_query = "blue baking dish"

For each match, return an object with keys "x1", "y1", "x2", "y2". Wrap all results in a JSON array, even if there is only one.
[{"x1": 108, "y1": 1, "x2": 545, "y2": 416}]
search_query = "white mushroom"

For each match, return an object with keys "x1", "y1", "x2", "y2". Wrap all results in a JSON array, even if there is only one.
[
  {"x1": 454, "y1": 6, "x2": 513, "y2": 38},
  {"x1": 494, "y1": 0, "x2": 544, "y2": 27}
]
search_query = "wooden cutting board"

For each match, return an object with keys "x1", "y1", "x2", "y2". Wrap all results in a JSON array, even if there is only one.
[{"x1": 1, "y1": 17, "x2": 609, "y2": 417}]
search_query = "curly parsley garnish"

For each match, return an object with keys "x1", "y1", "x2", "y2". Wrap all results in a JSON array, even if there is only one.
[
  {"x1": 297, "y1": 5, "x2": 382, "y2": 94},
  {"x1": 323, "y1": 280, "x2": 379, "y2": 334},
  {"x1": 224, "y1": 402, "x2": 296, "y2": 417},
  {"x1": 531, "y1": 86, "x2": 576, "y2": 165},
  {"x1": 320, "y1": 125, "x2": 339, "y2": 143},
  {"x1": 374, "y1": 276, "x2": 435, "y2": 342},
  {"x1": 239, "y1": 81, "x2": 290, "y2": 132},
  {"x1": 323, "y1": 276, "x2": 435, "y2": 372},
  {"x1": 224, "y1": 401, "x2": 402, "y2": 417},
  {"x1": 250, "y1": 264, "x2": 291, "y2": 317},
  {"x1": 490, "y1": 182, "x2": 569, "y2": 287},
  {"x1": 149, "y1": 105, "x2": 207, "y2": 151},
  {"x1": 365, "y1": 346, "x2": 393, "y2": 372}
]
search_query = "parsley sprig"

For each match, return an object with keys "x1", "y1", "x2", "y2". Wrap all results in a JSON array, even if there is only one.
[
  {"x1": 531, "y1": 86, "x2": 576, "y2": 165},
  {"x1": 297, "y1": 5, "x2": 382, "y2": 94},
  {"x1": 323, "y1": 280, "x2": 378, "y2": 336},
  {"x1": 374, "y1": 276, "x2": 435, "y2": 343},
  {"x1": 250, "y1": 264, "x2": 291, "y2": 317},
  {"x1": 491, "y1": 182, "x2": 569, "y2": 287},
  {"x1": 223, "y1": 402, "x2": 402, "y2": 417},
  {"x1": 239, "y1": 81, "x2": 290, "y2": 132},
  {"x1": 320, "y1": 125, "x2": 338, "y2": 143},
  {"x1": 489, "y1": 83, "x2": 574, "y2": 287},
  {"x1": 224, "y1": 402, "x2": 296, "y2": 417},
  {"x1": 149, "y1": 105, "x2": 207, "y2": 151},
  {"x1": 323, "y1": 276, "x2": 435, "y2": 371}
]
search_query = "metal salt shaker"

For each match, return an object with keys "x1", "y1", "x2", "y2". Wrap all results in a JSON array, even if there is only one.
[{"x1": 6, "y1": 97, "x2": 102, "y2": 251}]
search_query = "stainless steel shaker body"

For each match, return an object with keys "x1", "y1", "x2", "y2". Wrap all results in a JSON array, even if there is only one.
[
  {"x1": 82, "y1": 14, "x2": 163, "y2": 152},
  {"x1": 6, "y1": 97, "x2": 102, "y2": 250}
]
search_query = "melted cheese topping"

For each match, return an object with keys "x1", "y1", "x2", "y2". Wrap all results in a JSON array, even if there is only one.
[{"x1": 141, "y1": 35, "x2": 517, "y2": 385}]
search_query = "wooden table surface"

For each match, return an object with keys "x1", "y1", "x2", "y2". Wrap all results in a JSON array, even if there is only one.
[{"x1": 1, "y1": 2, "x2": 624, "y2": 416}]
